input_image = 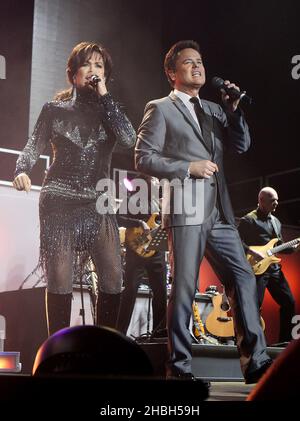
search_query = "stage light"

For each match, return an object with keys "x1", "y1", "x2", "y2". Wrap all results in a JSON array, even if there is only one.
[
  {"x1": 123, "y1": 177, "x2": 134, "y2": 191},
  {"x1": 32, "y1": 325, "x2": 153, "y2": 377},
  {"x1": 0, "y1": 352, "x2": 22, "y2": 372},
  {"x1": 247, "y1": 338, "x2": 300, "y2": 400}
]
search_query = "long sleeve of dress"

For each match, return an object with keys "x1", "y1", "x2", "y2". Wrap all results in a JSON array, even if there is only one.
[
  {"x1": 14, "y1": 103, "x2": 51, "y2": 177},
  {"x1": 99, "y1": 93, "x2": 136, "y2": 148}
]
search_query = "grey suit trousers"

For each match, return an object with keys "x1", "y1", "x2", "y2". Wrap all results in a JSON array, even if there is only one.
[{"x1": 167, "y1": 207, "x2": 270, "y2": 377}]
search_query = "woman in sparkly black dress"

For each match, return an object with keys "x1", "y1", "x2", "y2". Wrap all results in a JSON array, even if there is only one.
[{"x1": 13, "y1": 42, "x2": 136, "y2": 335}]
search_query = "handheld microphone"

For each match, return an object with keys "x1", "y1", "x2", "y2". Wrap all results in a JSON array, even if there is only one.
[
  {"x1": 212, "y1": 76, "x2": 252, "y2": 105},
  {"x1": 89, "y1": 75, "x2": 101, "y2": 86}
]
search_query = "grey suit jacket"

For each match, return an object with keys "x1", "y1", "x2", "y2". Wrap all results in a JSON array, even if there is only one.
[{"x1": 135, "y1": 92, "x2": 251, "y2": 228}]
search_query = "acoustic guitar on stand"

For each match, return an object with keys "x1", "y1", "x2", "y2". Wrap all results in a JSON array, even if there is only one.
[
  {"x1": 247, "y1": 237, "x2": 300, "y2": 275},
  {"x1": 205, "y1": 291, "x2": 265, "y2": 339},
  {"x1": 205, "y1": 292, "x2": 235, "y2": 339}
]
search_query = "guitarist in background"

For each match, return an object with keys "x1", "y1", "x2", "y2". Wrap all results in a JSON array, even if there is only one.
[
  {"x1": 238, "y1": 187, "x2": 297, "y2": 343},
  {"x1": 116, "y1": 174, "x2": 167, "y2": 338}
]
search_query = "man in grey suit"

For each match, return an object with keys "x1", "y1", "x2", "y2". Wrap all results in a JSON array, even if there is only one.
[{"x1": 135, "y1": 40, "x2": 272, "y2": 384}]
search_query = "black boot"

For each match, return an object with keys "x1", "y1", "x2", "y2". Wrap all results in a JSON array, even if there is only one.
[
  {"x1": 46, "y1": 290, "x2": 72, "y2": 336},
  {"x1": 96, "y1": 292, "x2": 121, "y2": 329}
]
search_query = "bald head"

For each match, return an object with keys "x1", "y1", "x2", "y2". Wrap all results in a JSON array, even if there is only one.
[{"x1": 258, "y1": 187, "x2": 278, "y2": 214}]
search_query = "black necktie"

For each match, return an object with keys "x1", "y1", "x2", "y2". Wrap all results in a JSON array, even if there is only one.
[{"x1": 190, "y1": 97, "x2": 212, "y2": 152}]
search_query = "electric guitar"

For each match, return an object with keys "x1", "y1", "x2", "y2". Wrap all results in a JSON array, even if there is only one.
[
  {"x1": 192, "y1": 301, "x2": 205, "y2": 339},
  {"x1": 125, "y1": 213, "x2": 168, "y2": 258},
  {"x1": 247, "y1": 237, "x2": 300, "y2": 275},
  {"x1": 192, "y1": 301, "x2": 218, "y2": 344},
  {"x1": 205, "y1": 293, "x2": 265, "y2": 339}
]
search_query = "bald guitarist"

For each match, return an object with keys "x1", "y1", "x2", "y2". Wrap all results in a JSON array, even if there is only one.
[{"x1": 238, "y1": 187, "x2": 299, "y2": 343}]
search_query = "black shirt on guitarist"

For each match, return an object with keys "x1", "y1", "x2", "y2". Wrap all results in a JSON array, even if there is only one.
[{"x1": 237, "y1": 187, "x2": 296, "y2": 343}]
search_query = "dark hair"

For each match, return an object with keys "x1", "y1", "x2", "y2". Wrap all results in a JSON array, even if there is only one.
[
  {"x1": 55, "y1": 41, "x2": 113, "y2": 101},
  {"x1": 164, "y1": 40, "x2": 201, "y2": 87}
]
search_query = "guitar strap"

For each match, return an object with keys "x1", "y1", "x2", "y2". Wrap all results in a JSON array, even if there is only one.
[
  {"x1": 270, "y1": 215, "x2": 281, "y2": 240},
  {"x1": 269, "y1": 215, "x2": 284, "y2": 271}
]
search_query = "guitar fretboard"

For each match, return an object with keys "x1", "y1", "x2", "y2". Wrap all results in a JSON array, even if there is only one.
[{"x1": 271, "y1": 238, "x2": 300, "y2": 255}]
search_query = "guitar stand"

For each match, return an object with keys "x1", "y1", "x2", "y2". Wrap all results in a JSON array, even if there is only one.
[
  {"x1": 134, "y1": 288, "x2": 154, "y2": 343},
  {"x1": 18, "y1": 263, "x2": 45, "y2": 290},
  {"x1": 78, "y1": 271, "x2": 86, "y2": 326},
  {"x1": 75, "y1": 259, "x2": 98, "y2": 326}
]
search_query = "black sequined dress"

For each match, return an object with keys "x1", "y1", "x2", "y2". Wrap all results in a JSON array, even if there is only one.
[{"x1": 15, "y1": 89, "x2": 135, "y2": 294}]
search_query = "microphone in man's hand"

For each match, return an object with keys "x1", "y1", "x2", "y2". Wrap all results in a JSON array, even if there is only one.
[
  {"x1": 211, "y1": 76, "x2": 252, "y2": 105},
  {"x1": 89, "y1": 75, "x2": 101, "y2": 86}
]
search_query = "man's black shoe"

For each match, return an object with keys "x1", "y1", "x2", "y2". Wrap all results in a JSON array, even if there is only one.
[
  {"x1": 245, "y1": 359, "x2": 273, "y2": 384},
  {"x1": 151, "y1": 328, "x2": 168, "y2": 339},
  {"x1": 166, "y1": 372, "x2": 210, "y2": 399},
  {"x1": 167, "y1": 372, "x2": 210, "y2": 387},
  {"x1": 167, "y1": 372, "x2": 197, "y2": 381}
]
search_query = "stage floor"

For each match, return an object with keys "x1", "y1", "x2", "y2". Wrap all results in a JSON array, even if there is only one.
[
  {"x1": 208, "y1": 381, "x2": 254, "y2": 401},
  {"x1": 140, "y1": 341, "x2": 284, "y2": 381},
  {"x1": 0, "y1": 373, "x2": 254, "y2": 402}
]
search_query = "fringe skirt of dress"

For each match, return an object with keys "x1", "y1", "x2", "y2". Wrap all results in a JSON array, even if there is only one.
[{"x1": 39, "y1": 191, "x2": 121, "y2": 293}]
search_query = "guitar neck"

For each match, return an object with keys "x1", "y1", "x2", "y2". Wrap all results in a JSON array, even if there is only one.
[{"x1": 271, "y1": 238, "x2": 300, "y2": 255}]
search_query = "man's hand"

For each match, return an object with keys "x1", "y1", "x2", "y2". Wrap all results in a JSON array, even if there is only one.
[
  {"x1": 221, "y1": 80, "x2": 241, "y2": 112},
  {"x1": 292, "y1": 241, "x2": 300, "y2": 252},
  {"x1": 189, "y1": 160, "x2": 219, "y2": 179},
  {"x1": 139, "y1": 220, "x2": 150, "y2": 234},
  {"x1": 248, "y1": 248, "x2": 264, "y2": 262},
  {"x1": 13, "y1": 173, "x2": 32, "y2": 192}
]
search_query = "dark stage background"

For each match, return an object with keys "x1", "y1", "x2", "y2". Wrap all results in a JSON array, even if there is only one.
[
  {"x1": 160, "y1": 0, "x2": 300, "y2": 226},
  {"x1": 1, "y1": 0, "x2": 300, "y2": 223},
  {"x1": 1, "y1": 0, "x2": 300, "y2": 351},
  {"x1": 0, "y1": 0, "x2": 34, "y2": 180},
  {"x1": 162, "y1": 1, "x2": 300, "y2": 173}
]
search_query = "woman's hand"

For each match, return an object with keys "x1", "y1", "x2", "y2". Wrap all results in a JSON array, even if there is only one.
[
  {"x1": 13, "y1": 173, "x2": 32, "y2": 192},
  {"x1": 96, "y1": 77, "x2": 108, "y2": 96}
]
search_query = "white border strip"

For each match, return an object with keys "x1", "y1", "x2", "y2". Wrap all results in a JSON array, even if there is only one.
[
  {"x1": 0, "y1": 147, "x2": 50, "y2": 168},
  {"x1": 0, "y1": 147, "x2": 50, "y2": 190}
]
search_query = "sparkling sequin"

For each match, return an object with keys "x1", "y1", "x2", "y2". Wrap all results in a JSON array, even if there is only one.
[{"x1": 15, "y1": 89, "x2": 136, "y2": 293}]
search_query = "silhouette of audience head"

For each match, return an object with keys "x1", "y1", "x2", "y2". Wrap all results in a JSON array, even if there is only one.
[
  {"x1": 247, "y1": 338, "x2": 300, "y2": 400},
  {"x1": 32, "y1": 325, "x2": 154, "y2": 377}
]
